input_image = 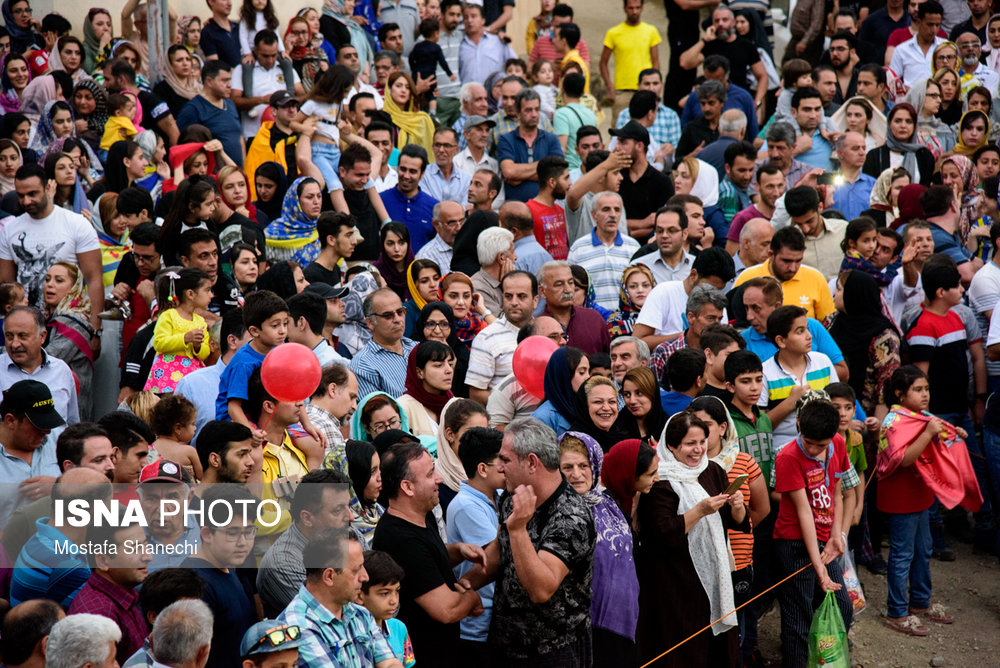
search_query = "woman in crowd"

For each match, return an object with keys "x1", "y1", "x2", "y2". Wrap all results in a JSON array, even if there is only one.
[
  {"x1": 828, "y1": 270, "x2": 901, "y2": 419},
  {"x1": 158, "y1": 177, "x2": 217, "y2": 265},
  {"x1": 395, "y1": 340, "x2": 455, "y2": 445},
  {"x1": 412, "y1": 301, "x2": 470, "y2": 397},
  {"x1": 253, "y1": 162, "x2": 288, "y2": 220},
  {"x1": 637, "y1": 412, "x2": 748, "y2": 666},
  {"x1": 345, "y1": 439, "x2": 384, "y2": 549},
  {"x1": 299, "y1": 7, "x2": 338, "y2": 63},
  {"x1": 94, "y1": 192, "x2": 131, "y2": 290},
  {"x1": 321, "y1": 0, "x2": 374, "y2": 75},
  {"x1": 964, "y1": 86, "x2": 1000, "y2": 142},
  {"x1": 602, "y1": 438, "x2": 660, "y2": 529},
  {"x1": 285, "y1": 16, "x2": 329, "y2": 93},
  {"x1": 606, "y1": 264, "x2": 655, "y2": 338},
  {"x1": 615, "y1": 367, "x2": 668, "y2": 445},
  {"x1": 19, "y1": 74, "x2": 66, "y2": 129},
  {"x1": 43, "y1": 261, "x2": 95, "y2": 420},
  {"x1": 435, "y1": 397, "x2": 490, "y2": 511},
  {"x1": 264, "y1": 176, "x2": 325, "y2": 264},
  {"x1": 28, "y1": 101, "x2": 76, "y2": 154},
  {"x1": 372, "y1": 222, "x2": 413, "y2": 302},
  {"x1": 49, "y1": 36, "x2": 88, "y2": 83},
  {"x1": 44, "y1": 146, "x2": 92, "y2": 217},
  {"x1": 904, "y1": 78, "x2": 954, "y2": 158},
  {"x1": 569, "y1": 265, "x2": 611, "y2": 320},
  {"x1": 230, "y1": 242, "x2": 260, "y2": 295},
  {"x1": 88, "y1": 139, "x2": 148, "y2": 202},
  {"x1": 865, "y1": 167, "x2": 911, "y2": 228},
  {"x1": 948, "y1": 109, "x2": 990, "y2": 158},
  {"x1": 831, "y1": 96, "x2": 886, "y2": 151},
  {"x1": 155, "y1": 45, "x2": 202, "y2": 117},
  {"x1": 403, "y1": 259, "x2": 441, "y2": 337},
  {"x1": 83, "y1": 8, "x2": 114, "y2": 75},
  {"x1": 0, "y1": 112, "x2": 32, "y2": 163},
  {"x1": 440, "y1": 272, "x2": 494, "y2": 344},
  {"x1": 219, "y1": 165, "x2": 268, "y2": 227},
  {"x1": 673, "y1": 156, "x2": 723, "y2": 247},
  {"x1": 0, "y1": 139, "x2": 21, "y2": 198},
  {"x1": 384, "y1": 72, "x2": 435, "y2": 154},
  {"x1": 932, "y1": 41, "x2": 959, "y2": 76},
  {"x1": 255, "y1": 261, "x2": 307, "y2": 299},
  {"x1": 72, "y1": 79, "x2": 109, "y2": 152},
  {"x1": 533, "y1": 346, "x2": 591, "y2": 435},
  {"x1": 862, "y1": 103, "x2": 935, "y2": 186},
  {"x1": 559, "y1": 431, "x2": 640, "y2": 664},
  {"x1": 570, "y1": 374, "x2": 625, "y2": 453},
  {"x1": 103, "y1": 40, "x2": 150, "y2": 91},
  {"x1": 3, "y1": 0, "x2": 42, "y2": 55},
  {"x1": 931, "y1": 67, "x2": 962, "y2": 126},
  {"x1": 351, "y1": 391, "x2": 410, "y2": 441},
  {"x1": 939, "y1": 154, "x2": 981, "y2": 235},
  {"x1": 134, "y1": 130, "x2": 169, "y2": 198},
  {"x1": 177, "y1": 15, "x2": 206, "y2": 63},
  {"x1": 0, "y1": 55, "x2": 30, "y2": 113}
]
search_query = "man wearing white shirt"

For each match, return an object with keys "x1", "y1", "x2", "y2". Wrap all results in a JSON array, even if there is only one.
[
  {"x1": 366, "y1": 122, "x2": 398, "y2": 192},
  {"x1": 889, "y1": 1, "x2": 945, "y2": 88},
  {"x1": 420, "y1": 128, "x2": 471, "y2": 207},
  {"x1": 230, "y1": 31, "x2": 303, "y2": 139},
  {"x1": 287, "y1": 292, "x2": 350, "y2": 368},
  {"x1": 454, "y1": 116, "x2": 499, "y2": 176},
  {"x1": 958, "y1": 32, "x2": 1000, "y2": 95},
  {"x1": 339, "y1": 45, "x2": 384, "y2": 108},
  {"x1": 630, "y1": 204, "x2": 695, "y2": 284},
  {"x1": 873, "y1": 223, "x2": 929, "y2": 325},
  {"x1": 415, "y1": 201, "x2": 465, "y2": 273}
]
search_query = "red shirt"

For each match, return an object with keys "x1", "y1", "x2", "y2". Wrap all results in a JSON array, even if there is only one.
[
  {"x1": 526, "y1": 198, "x2": 568, "y2": 260},
  {"x1": 887, "y1": 27, "x2": 948, "y2": 47},
  {"x1": 773, "y1": 434, "x2": 850, "y2": 543},
  {"x1": 67, "y1": 571, "x2": 149, "y2": 665}
]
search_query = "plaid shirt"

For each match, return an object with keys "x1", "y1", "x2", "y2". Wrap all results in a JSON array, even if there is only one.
[
  {"x1": 278, "y1": 585, "x2": 395, "y2": 668},
  {"x1": 615, "y1": 104, "x2": 682, "y2": 147},
  {"x1": 488, "y1": 110, "x2": 553, "y2": 156},
  {"x1": 718, "y1": 177, "x2": 753, "y2": 224},
  {"x1": 67, "y1": 572, "x2": 149, "y2": 665},
  {"x1": 651, "y1": 331, "x2": 688, "y2": 387}
]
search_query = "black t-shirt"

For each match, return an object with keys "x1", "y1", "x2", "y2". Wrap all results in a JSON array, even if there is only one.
[
  {"x1": 138, "y1": 90, "x2": 174, "y2": 145},
  {"x1": 154, "y1": 80, "x2": 192, "y2": 118},
  {"x1": 483, "y1": 0, "x2": 515, "y2": 27},
  {"x1": 371, "y1": 512, "x2": 461, "y2": 667},
  {"x1": 121, "y1": 322, "x2": 156, "y2": 390},
  {"x1": 303, "y1": 261, "x2": 341, "y2": 286},
  {"x1": 698, "y1": 383, "x2": 733, "y2": 403},
  {"x1": 702, "y1": 37, "x2": 760, "y2": 92},
  {"x1": 180, "y1": 558, "x2": 256, "y2": 668},
  {"x1": 619, "y1": 164, "x2": 674, "y2": 226},
  {"x1": 213, "y1": 212, "x2": 268, "y2": 263},
  {"x1": 343, "y1": 187, "x2": 381, "y2": 261},
  {"x1": 210, "y1": 272, "x2": 242, "y2": 316}
]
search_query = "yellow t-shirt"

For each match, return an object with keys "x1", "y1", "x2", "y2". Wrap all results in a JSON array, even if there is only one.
[
  {"x1": 100, "y1": 115, "x2": 139, "y2": 151},
  {"x1": 733, "y1": 262, "x2": 836, "y2": 321},
  {"x1": 602, "y1": 21, "x2": 662, "y2": 91},
  {"x1": 561, "y1": 49, "x2": 590, "y2": 94}
]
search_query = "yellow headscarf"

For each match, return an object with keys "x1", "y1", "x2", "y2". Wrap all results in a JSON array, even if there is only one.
[
  {"x1": 952, "y1": 109, "x2": 990, "y2": 155},
  {"x1": 406, "y1": 259, "x2": 438, "y2": 310},
  {"x1": 383, "y1": 74, "x2": 436, "y2": 155}
]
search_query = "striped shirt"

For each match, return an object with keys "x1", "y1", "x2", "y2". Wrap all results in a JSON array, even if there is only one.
[
  {"x1": 350, "y1": 338, "x2": 417, "y2": 399},
  {"x1": 728, "y1": 452, "x2": 761, "y2": 570},
  {"x1": 278, "y1": 585, "x2": 395, "y2": 668},
  {"x1": 466, "y1": 317, "x2": 519, "y2": 391},
  {"x1": 718, "y1": 177, "x2": 753, "y2": 224},
  {"x1": 10, "y1": 518, "x2": 90, "y2": 607},
  {"x1": 414, "y1": 233, "x2": 453, "y2": 275},
  {"x1": 904, "y1": 308, "x2": 972, "y2": 415},
  {"x1": 567, "y1": 230, "x2": 641, "y2": 311},
  {"x1": 758, "y1": 351, "x2": 838, "y2": 446}
]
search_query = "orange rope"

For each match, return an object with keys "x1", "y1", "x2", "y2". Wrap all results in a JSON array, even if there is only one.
[{"x1": 638, "y1": 563, "x2": 812, "y2": 668}]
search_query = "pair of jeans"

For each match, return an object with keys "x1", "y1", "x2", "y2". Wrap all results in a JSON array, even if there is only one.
[
  {"x1": 310, "y1": 141, "x2": 343, "y2": 193},
  {"x1": 886, "y1": 508, "x2": 933, "y2": 618},
  {"x1": 775, "y1": 538, "x2": 853, "y2": 668}
]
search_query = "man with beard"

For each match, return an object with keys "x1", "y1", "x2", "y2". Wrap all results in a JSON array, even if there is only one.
[
  {"x1": 616, "y1": 121, "x2": 673, "y2": 244},
  {"x1": 381, "y1": 145, "x2": 439, "y2": 253},
  {"x1": 178, "y1": 229, "x2": 241, "y2": 321},
  {"x1": 728, "y1": 165, "x2": 786, "y2": 255},
  {"x1": 827, "y1": 32, "x2": 858, "y2": 107},
  {"x1": 718, "y1": 141, "x2": 756, "y2": 226},
  {"x1": 950, "y1": 0, "x2": 991, "y2": 43},
  {"x1": 676, "y1": 80, "x2": 726, "y2": 162},
  {"x1": 497, "y1": 89, "x2": 563, "y2": 204},
  {"x1": 957, "y1": 33, "x2": 1000, "y2": 94},
  {"x1": 195, "y1": 420, "x2": 255, "y2": 484},
  {"x1": 526, "y1": 157, "x2": 572, "y2": 262}
]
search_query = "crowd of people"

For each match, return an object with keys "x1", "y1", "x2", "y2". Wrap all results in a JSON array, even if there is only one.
[{"x1": 0, "y1": 0, "x2": 997, "y2": 666}]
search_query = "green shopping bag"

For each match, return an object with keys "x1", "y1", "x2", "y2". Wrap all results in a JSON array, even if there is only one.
[{"x1": 807, "y1": 590, "x2": 850, "y2": 667}]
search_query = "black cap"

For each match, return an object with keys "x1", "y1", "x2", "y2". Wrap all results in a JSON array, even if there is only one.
[
  {"x1": 304, "y1": 282, "x2": 350, "y2": 299},
  {"x1": 1, "y1": 380, "x2": 66, "y2": 430},
  {"x1": 269, "y1": 91, "x2": 298, "y2": 108},
  {"x1": 609, "y1": 120, "x2": 650, "y2": 147}
]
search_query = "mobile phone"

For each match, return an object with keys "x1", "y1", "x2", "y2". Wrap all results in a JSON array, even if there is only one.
[
  {"x1": 724, "y1": 474, "x2": 749, "y2": 496},
  {"x1": 817, "y1": 172, "x2": 841, "y2": 186}
]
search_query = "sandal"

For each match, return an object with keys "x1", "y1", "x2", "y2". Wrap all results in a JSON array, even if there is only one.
[
  {"x1": 884, "y1": 615, "x2": 929, "y2": 636},
  {"x1": 910, "y1": 603, "x2": 953, "y2": 624}
]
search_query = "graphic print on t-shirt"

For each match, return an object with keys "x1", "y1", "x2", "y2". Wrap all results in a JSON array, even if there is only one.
[{"x1": 12, "y1": 232, "x2": 67, "y2": 306}]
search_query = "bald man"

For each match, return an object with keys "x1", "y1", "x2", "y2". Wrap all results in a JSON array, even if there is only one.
[
  {"x1": 500, "y1": 200, "x2": 554, "y2": 277},
  {"x1": 0, "y1": 599, "x2": 65, "y2": 668},
  {"x1": 833, "y1": 131, "x2": 877, "y2": 219},
  {"x1": 733, "y1": 217, "x2": 775, "y2": 276}
]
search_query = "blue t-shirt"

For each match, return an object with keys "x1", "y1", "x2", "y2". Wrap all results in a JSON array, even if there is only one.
[
  {"x1": 929, "y1": 221, "x2": 972, "y2": 266},
  {"x1": 380, "y1": 187, "x2": 439, "y2": 252},
  {"x1": 181, "y1": 557, "x2": 255, "y2": 668},
  {"x1": 742, "y1": 317, "x2": 845, "y2": 367},
  {"x1": 661, "y1": 391, "x2": 694, "y2": 416},
  {"x1": 176, "y1": 96, "x2": 244, "y2": 168},
  {"x1": 495, "y1": 128, "x2": 564, "y2": 203},
  {"x1": 200, "y1": 19, "x2": 242, "y2": 67},
  {"x1": 215, "y1": 341, "x2": 267, "y2": 420}
]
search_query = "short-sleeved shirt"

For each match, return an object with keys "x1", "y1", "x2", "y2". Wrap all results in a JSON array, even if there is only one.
[
  {"x1": 553, "y1": 103, "x2": 597, "y2": 170},
  {"x1": 180, "y1": 558, "x2": 256, "y2": 668},
  {"x1": 176, "y1": 96, "x2": 244, "y2": 168},
  {"x1": 905, "y1": 307, "x2": 974, "y2": 414},
  {"x1": 741, "y1": 319, "x2": 845, "y2": 368},
  {"x1": 489, "y1": 480, "x2": 596, "y2": 660},
  {"x1": 701, "y1": 37, "x2": 760, "y2": 92},
  {"x1": 759, "y1": 351, "x2": 839, "y2": 446},
  {"x1": 496, "y1": 129, "x2": 564, "y2": 203},
  {"x1": 602, "y1": 21, "x2": 662, "y2": 91},
  {"x1": 568, "y1": 230, "x2": 642, "y2": 311},
  {"x1": 619, "y1": 164, "x2": 674, "y2": 224},
  {"x1": 0, "y1": 208, "x2": 100, "y2": 306},
  {"x1": 137, "y1": 91, "x2": 174, "y2": 145},
  {"x1": 635, "y1": 279, "x2": 688, "y2": 337},
  {"x1": 728, "y1": 452, "x2": 762, "y2": 570},
  {"x1": 446, "y1": 483, "x2": 499, "y2": 642},
  {"x1": 381, "y1": 187, "x2": 439, "y2": 253},
  {"x1": 465, "y1": 317, "x2": 518, "y2": 391},
  {"x1": 201, "y1": 18, "x2": 242, "y2": 67},
  {"x1": 215, "y1": 341, "x2": 267, "y2": 419},
  {"x1": 929, "y1": 221, "x2": 972, "y2": 266},
  {"x1": 734, "y1": 262, "x2": 836, "y2": 321},
  {"x1": 526, "y1": 198, "x2": 569, "y2": 261},
  {"x1": 10, "y1": 518, "x2": 90, "y2": 607},
  {"x1": 773, "y1": 435, "x2": 850, "y2": 542},
  {"x1": 968, "y1": 261, "x2": 1000, "y2": 377},
  {"x1": 372, "y1": 512, "x2": 461, "y2": 667}
]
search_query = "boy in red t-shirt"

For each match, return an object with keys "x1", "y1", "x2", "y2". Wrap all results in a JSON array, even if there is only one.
[{"x1": 773, "y1": 399, "x2": 855, "y2": 668}]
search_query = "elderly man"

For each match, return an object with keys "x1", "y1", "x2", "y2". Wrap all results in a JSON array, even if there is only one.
[
  {"x1": 45, "y1": 614, "x2": 121, "y2": 668},
  {"x1": 675, "y1": 80, "x2": 725, "y2": 162},
  {"x1": 538, "y1": 260, "x2": 610, "y2": 354},
  {"x1": 630, "y1": 204, "x2": 694, "y2": 284},
  {"x1": 454, "y1": 116, "x2": 499, "y2": 176},
  {"x1": 176, "y1": 60, "x2": 245, "y2": 166},
  {"x1": 487, "y1": 316, "x2": 567, "y2": 430},
  {"x1": 415, "y1": 201, "x2": 465, "y2": 274},
  {"x1": 372, "y1": 442, "x2": 486, "y2": 667},
  {"x1": 472, "y1": 227, "x2": 516, "y2": 316},
  {"x1": 732, "y1": 218, "x2": 775, "y2": 277},
  {"x1": 147, "y1": 600, "x2": 214, "y2": 668},
  {"x1": 501, "y1": 201, "x2": 553, "y2": 276},
  {"x1": 498, "y1": 90, "x2": 564, "y2": 204},
  {"x1": 957, "y1": 31, "x2": 1000, "y2": 94},
  {"x1": 421, "y1": 128, "x2": 472, "y2": 207},
  {"x1": 698, "y1": 109, "x2": 748, "y2": 178},
  {"x1": 609, "y1": 336, "x2": 652, "y2": 386},
  {"x1": 0, "y1": 308, "x2": 78, "y2": 425},
  {"x1": 488, "y1": 76, "x2": 554, "y2": 156},
  {"x1": 755, "y1": 122, "x2": 813, "y2": 190},
  {"x1": 649, "y1": 285, "x2": 727, "y2": 385},
  {"x1": 832, "y1": 132, "x2": 877, "y2": 220},
  {"x1": 728, "y1": 164, "x2": 786, "y2": 254},
  {"x1": 454, "y1": 82, "x2": 490, "y2": 149},
  {"x1": 567, "y1": 192, "x2": 640, "y2": 310},
  {"x1": 350, "y1": 288, "x2": 418, "y2": 397},
  {"x1": 784, "y1": 185, "x2": 849, "y2": 280}
]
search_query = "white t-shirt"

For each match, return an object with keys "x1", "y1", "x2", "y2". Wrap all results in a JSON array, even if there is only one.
[
  {"x1": 231, "y1": 61, "x2": 301, "y2": 137},
  {"x1": 0, "y1": 207, "x2": 99, "y2": 306},
  {"x1": 969, "y1": 261, "x2": 1000, "y2": 376},
  {"x1": 635, "y1": 280, "x2": 688, "y2": 336},
  {"x1": 301, "y1": 99, "x2": 342, "y2": 143}
]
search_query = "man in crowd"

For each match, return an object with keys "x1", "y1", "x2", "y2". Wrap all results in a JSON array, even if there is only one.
[
  {"x1": 527, "y1": 156, "x2": 571, "y2": 261},
  {"x1": 350, "y1": 289, "x2": 417, "y2": 398},
  {"x1": 365, "y1": 122, "x2": 398, "y2": 191},
  {"x1": 829, "y1": 31, "x2": 859, "y2": 105},
  {"x1": 957, "y1": 32, "x2": 1000, "y2": 94},
  {"x1": 784, "y1": 87, "x2": 834, "y2": 171},
  {"x1": 416, "y1": 201, "x2": 465, "y2": 274},
  {"x1": 890, "y1": 0, "x2": 945, "y2": 88},
  {"x1": 460, "y1": 3, "x2": 516, "y2": 86},
  {"x1": 502, "y1": 201, "x2": 554, "y2": 276},
  {"x1": 382, "y1": 145, "x2": 439, "y2": 253},
  {"x1": 649, "y1": 285, "x2": 727, "y2": 385},
  {"x1": 303, "y1": 212, "x2": 358, "y2": 286},
  {"x1": 380, "y1": 0, "x2": 419, "y2": 56},
  {"x1": 146, "y1": 599, "x2": 214, "y2": 668},
  {"x1": 107, "y1": 58, "x2": 180, "y2": 146},
  {"x1": 0, "y1": 310, "x2": 78, "y2": 425},
  {"x1": 471, "y1": 227, "x2": 517, "y2": 316},
  {"x1": 0, "y1": 599, "x2": 65, "y2": 668},
  {"x1": 499, "y1": 89, "x2": 564, "y2": 204},
  {"x1": 718, "y1": 141, "x2": 757, "y2": 226},
  {"x1": 177, "y1": 60, "x2": 245, "y2": 167},
  {"x1": 538, "y1": 261, "x2": 610, "y2": 354},
  {"x1": 613, "y1": 68, "x2": 681, "y2": 154},
  {"x1": 757, "y1": 122, "x2": 813, "y2": 190},
  {"x1": 923, "y1": 184, "x2": 983, "y2": 284},
  {"x1": 857, "y1": 0, "x2": 908, "y2": 65},
  {"x1": 339, "y1": 143, "x2": 391, "y2": 263},
  {"x1": 201, "y1": 0, "x2": 241, "y2": 66},
  {"x1": 453, "y1": 84, "x2": 490, "y2": 150},
  {"x1": 785, "y1": 185, "x2": 849, "y2": 280},
  {"x1": 675, "y1": 80, "x2": 725, "y2": 162},
  {"x1": 195, "y1": 421, "x2": 255, "y2": 485},
  {"x1": 467, "y1": 168, "x2": 502, "y2": 212},
  {"x1": 45, "y1": 614, "x2": 121, "y2": 668},
  {"x1": 731, "y1": 218, "x2": 775, "y2": 277},
  {"x1": 616, "y1": 121, "x2": 673, "y2": 243},
  {"x1": 287, "y1": 292, "x2": 349, "y2": 367},
  {"x1": 454, "y1": 117, "x2": 499, "y2": 177},
  {"x1": 568, "y1": 192, "x2": 641, "y2": 310},
  {"x1": 599, "y1": 0, "x2": 662, "y2": 120},
  {"x1": 421, "y1": 128, "x2": 471, "y2": 206},
  {"x1": 833, "y1": 132, "x2": 877, "y2": 219},
  {"x1": 728, "y1": 164, "x2": 786, "y2": 254},
  {"x1": 434, "y1": 0, "x2": 465, "y2": 126},
  {"x1": 230, "y1": 30, "x2": 303, "y2": 140},
  {"x1": 680, "y1": 55, "x2": 760, "y2": 140},
  {"x1": 489, "y1": 76, "x2": 554, "y2": 158},
  {"x1": 630, "y1": 203, "x2": 694, "y2": 284},
  {"x1": 813, "y1": 65, "x2": 841, "y2": 115},
  {"x1": 179, "y1": 229, "x2": 241, "y2": 320},
  {"x1": 698, "y1": 110, "x2": 748, "y2": 178}
]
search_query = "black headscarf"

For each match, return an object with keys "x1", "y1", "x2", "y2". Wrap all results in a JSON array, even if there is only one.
[
  {"x1": 827, "y1": 270, "x2": 899, "y2": 404},
  {"x1": 372, "y1": 428, "x2": 419, "y2": 458},
  {"x1": 451, "y1": 209, "x2": 499, "y2": 276},
  {"x1": 569, "y1": 383, "x2": 629, "y2": 454},
  {"x1": 413, "y1": 301, "x2": 471, "y2": 397},
  {"x1": 345, "y1": 439, "x2": 378, "y2": 509},
  {"x1": 253, "y1": 161, "x2": 288, "y2": 222},
  {"x1": 255, "y1": 261, "x2": 299, "y2": 299}
]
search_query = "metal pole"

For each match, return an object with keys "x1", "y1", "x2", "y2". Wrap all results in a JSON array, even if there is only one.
[{"x1": 146, "y1": 0, "x2": 169, "y2": 83}]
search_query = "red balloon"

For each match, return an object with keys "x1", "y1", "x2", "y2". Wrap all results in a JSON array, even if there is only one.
[
  {"x1": 260, "y1": 343, "x2": 322, "y2": 403},
  {"x1": 512, "y1": 335, "x2": 559, "y2": 400}
]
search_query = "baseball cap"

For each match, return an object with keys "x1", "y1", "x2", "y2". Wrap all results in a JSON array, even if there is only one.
[
  {"x1": 139, "y1": 459, "x2": 193, "y2": 484},
  {"x1": 240, "y1": 621, "x2": 302, "y2": 658},
  {"x1": 608, "y1": 120, "x2": 650, "y2": 147},
  {"x1": 464, "y1": 114, "x2": 496, "y2": 130},
  {"x1": 269, "y1": 91, "x2": 298, "y2": 108},
  {"x1": 304, "y1": 282, "x2": 350, "y2": 299},
  {"x1": 1, "y1": 380, "x2": 65, "y2": 430}
]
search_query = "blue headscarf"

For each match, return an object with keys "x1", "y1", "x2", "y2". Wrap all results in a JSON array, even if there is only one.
[
  {"x1": 264, "y1": 176, "x2": 321, "y2": 265},
  {"x1": 2, "y1": 0, "x2": 41, "y2": 54},
  {"x1": 544, "y1": 347, "x2": 578, "y2": 424},
  {"x1": 350, "y1": 392, "x2": 412, "y2": 441}
]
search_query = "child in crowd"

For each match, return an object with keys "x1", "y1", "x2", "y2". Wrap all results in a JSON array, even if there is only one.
[
  {"x1": 504, "y1": 57, "x2": 528, "y2": 79},
  {"x1": 149, "y1": 393, "x2": 205, "y2": 481},
  {"x1": 699, "y1": 323, "x2": 745, "y2": 400},
  {"x1": 773, "y1": 58, "x2": 837, "y2": 135},
  {"x1": 125, "y1": 390, "x2": 160, "y2": 429},
  {"x1": 360, "y1": 550, "x2": 416, "y2": 667},
  {"x1": 100, "y1": 93, "x2": 139, "y2": 152},
  {"x1": 238, "y1": 0, "x2": 285, "y2": 59},
  {"x1": 661, "y1": 347, "x2": 706, "y2": 414},
  {"x1": 407, "y1": 17, "x2": 456, "y2": 117},
  {"x1": 588, "y1": 352, "x2": 612, "y2": 378},
  {"x1": 292, "y1": 67, "x2": 353, "y2": 213},
  {"x1": 0, "y1": 282, "x2": 26, "y2": 331},
  {"x1": 879, "y1": 365, "x2": 960, "y2": 635},
  {"x1": 827, "y1": 383, "x2": 874, "y2": 529},
  {"x1": 839, "y1": 216, "x2": 893, "y2": 287},
  {"x1": 760, "y1": 305, "x2": 839, "y2": 447},
  {"x1": 144, "y1": 268, "x2": 213, "y2": 393},
  {"x1": 774, "y1": 398, "x2": 854, "y2": 666},
  {"x1": 531, "y1": 59, "x2": 558, "y2": 120}
]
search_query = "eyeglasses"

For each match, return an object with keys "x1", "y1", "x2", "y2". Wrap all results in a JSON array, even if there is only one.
[
  {"x1": 217, "y1": 526, "x2": 257, "y2": 542},
  {"x1": 373, "y1": 307, "x2": 407, "y2": 320},
  {"x1": 12, "y1": 7, "x2": 30, "y2": 15},
  {"x1": 134, "y1": 252, "x2": 159, "y2": 263},
  {"x1": 424, "y1": 320, "x2": 450, "y2": 330},
  {"x1": 937, "y1": 54, "x2": 957, "y2": 61},
  {"x1": 926, "y1": 93, "x2": 942, "y2": 99},
  {"x1": 546, "y1": 331, "x2": 568, "y2": 344},
  {"x1": 249, "y1": 625, "x2": 301, "y2": 654},
  {"x1": 433, "y1": 142, "x2": 457, "y2": 150},
  {"x1": 371, "y1": 416, "x2": 402, "y2": 434}
]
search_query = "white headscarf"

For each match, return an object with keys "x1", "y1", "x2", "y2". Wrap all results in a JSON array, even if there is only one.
[
  {"x1": 690, "y1": 158, "x2": 720, "y2": 207},
  {"x1": 656, "y1": 414, "x2": 737, "y2": 635},
  {"x1": 435, "y1": 397, "x2": 468, "y2": 493}
]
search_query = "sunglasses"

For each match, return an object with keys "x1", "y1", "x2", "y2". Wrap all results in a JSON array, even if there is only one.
[{"x1": 249, "y1": 625, "x2": 301, "y2": 653}]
